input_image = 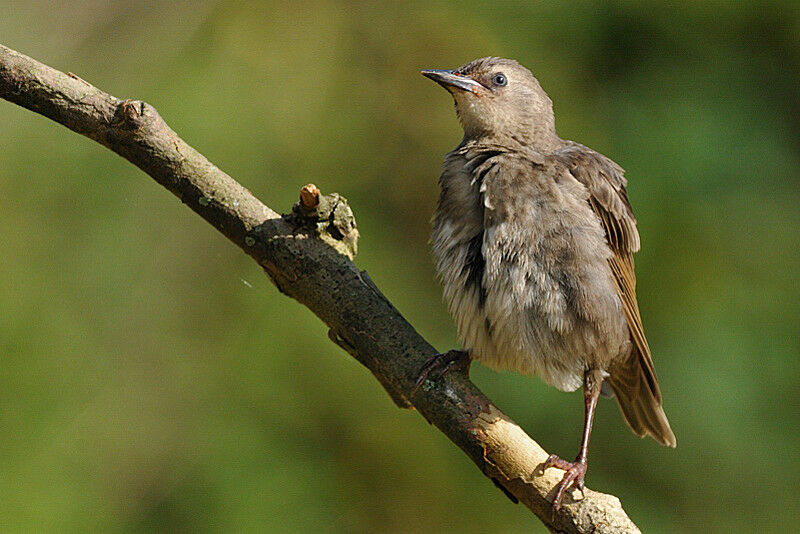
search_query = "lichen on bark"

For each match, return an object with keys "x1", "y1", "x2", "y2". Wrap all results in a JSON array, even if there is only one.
[{"x1": 288, "y1": 186, "x2": 359, "y2": 260}]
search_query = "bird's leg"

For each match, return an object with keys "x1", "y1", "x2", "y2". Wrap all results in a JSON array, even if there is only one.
[
  {"x1": 544, "y1": 369, "x2": 603, "y2": 511},
  {"x1": 411, "y1": 349, "x2": 471, "y2": 396}
]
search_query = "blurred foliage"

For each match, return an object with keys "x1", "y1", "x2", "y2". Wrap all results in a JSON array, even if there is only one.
[{"x1": 1, "y1": 1, "x2": 798, "y2": 532}]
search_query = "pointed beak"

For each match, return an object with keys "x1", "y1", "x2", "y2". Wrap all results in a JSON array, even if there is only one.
[{"x1": 421, "y1": 69, "x2": 485, "y2": 94}]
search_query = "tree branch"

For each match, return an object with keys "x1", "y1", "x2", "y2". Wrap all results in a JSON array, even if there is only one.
[{"x1": 0, "y1": 44, "x2": 641, "y2": 533}]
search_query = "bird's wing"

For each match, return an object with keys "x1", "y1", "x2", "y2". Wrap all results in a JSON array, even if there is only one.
[
  {"x1": 555, "y1": 145, "x2": 654, "y2": 386},
  {"x1": 555, "y1": 144, "x2": 675, "y2": 446}
]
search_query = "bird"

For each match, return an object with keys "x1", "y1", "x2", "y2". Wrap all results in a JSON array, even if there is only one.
[{"x1": 419, "y1": 57, "x2": 676, "y2": 511}]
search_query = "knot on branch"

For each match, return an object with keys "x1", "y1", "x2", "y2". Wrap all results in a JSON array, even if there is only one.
[
  {"x1": 286, "y1": 183, "x2": 359, "y2": 260},
  {"x1": 112, "y1": 99, "x2": 147, "y2": 129}
]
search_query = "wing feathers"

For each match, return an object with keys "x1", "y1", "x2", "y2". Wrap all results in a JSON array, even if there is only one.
[{"x1": 556, "y1": 143, "x2": 674, "y2": 446}]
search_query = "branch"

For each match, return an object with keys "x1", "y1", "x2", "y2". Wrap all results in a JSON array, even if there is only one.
[{"x1": 0, "y1": 44, "x2": 641, "y2": 533}]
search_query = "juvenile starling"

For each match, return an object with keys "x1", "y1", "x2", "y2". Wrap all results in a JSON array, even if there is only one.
[{"x1": 420, "y1": 57, "x2": 676, "y2": 510}]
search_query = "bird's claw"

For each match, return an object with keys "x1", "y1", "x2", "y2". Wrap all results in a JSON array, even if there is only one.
[
  {"x1": 411, "y1": 349, "x2": 470, "y2": 397},
  {"x1": 543, "y1": 454, "x2": 587, "y2": 511}
]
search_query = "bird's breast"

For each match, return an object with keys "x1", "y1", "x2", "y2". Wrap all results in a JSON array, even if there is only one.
[{"x1": 432, "y1": 152, "x2": 630, "y2": 391}]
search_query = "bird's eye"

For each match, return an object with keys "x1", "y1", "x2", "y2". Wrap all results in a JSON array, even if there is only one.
[{"x1": 492, "y1": 73, "x2": 507, "y2": 87}]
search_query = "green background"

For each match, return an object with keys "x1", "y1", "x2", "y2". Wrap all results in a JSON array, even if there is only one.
[{"x1": 1, "y1": 1, "x2": 798, "y2": 532}]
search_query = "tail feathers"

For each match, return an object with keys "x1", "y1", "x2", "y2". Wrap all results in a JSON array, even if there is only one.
[{"x1": 608, "y1": 351, "x2": 677, "y2": 448}]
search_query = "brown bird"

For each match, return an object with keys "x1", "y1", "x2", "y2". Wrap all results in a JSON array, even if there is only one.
[{"x1": 420, "y1": 57, "x2": 675, "y2": 510}]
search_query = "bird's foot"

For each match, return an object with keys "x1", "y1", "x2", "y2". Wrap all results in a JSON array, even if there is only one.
[
  {"x1": 411, "y1": 349, "x2": 470, "y2": 396},
  {"x1": 543, "y1": 454, "x2": 587, "y2": 511}
]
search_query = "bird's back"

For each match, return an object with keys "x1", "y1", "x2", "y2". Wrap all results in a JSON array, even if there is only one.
[{"x1": 554, "y1": 142, "x2": 676, "y2": 446}]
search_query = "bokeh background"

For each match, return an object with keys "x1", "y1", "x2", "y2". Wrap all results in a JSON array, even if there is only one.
[{"x1": 1, "y1": 1, "x2": 798, "y2": 532}]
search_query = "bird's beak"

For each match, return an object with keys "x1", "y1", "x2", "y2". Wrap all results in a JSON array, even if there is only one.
[{"x1": 421, "y1": 69, "x2": 484, "y2": 94}]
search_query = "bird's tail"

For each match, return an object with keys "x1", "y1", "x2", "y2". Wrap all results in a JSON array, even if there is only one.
[{"x1": 607, "y1": 348, "x2": 677, "y2": 448}]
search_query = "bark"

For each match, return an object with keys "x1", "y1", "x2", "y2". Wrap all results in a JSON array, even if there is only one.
[{"x1": 0, "y1": 43, "x2": 642, "y2": 533}]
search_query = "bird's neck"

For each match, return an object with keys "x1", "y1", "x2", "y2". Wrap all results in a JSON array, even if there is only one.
[{"x1": 465, "y1": 129, "x2": 563, "y2": 155}]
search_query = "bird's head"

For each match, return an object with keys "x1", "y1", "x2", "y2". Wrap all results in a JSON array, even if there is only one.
[{"x1": 422, "y1": 57, "x2": 558, "y2": 150}]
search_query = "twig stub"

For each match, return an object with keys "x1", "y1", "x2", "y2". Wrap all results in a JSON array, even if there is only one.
[{"x1": 300, "y1": 183, "x2": 320, "y2": 209}]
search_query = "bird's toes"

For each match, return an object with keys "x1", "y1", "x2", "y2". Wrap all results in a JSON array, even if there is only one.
[
  {"x1": 544, "y1": 457, "x2": 587, "y2": 511},
  {"x1": 411, "y1": 349, "x2": 470, "y2": 396},
  {"x1": 543, "y1": 454, "x2": 573, "y2": 472}
]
